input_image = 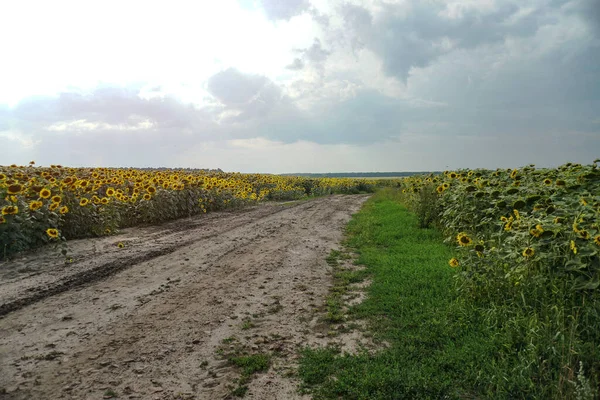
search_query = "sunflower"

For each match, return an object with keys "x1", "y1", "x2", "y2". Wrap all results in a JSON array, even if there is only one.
[
  {"x1": 554, "y1": 217, "x2": 564, "y2": 224},
  {"x1": 117, "y1": 242, "x2": 125, "y2": 248},
  {"x1": 0, "y1": 173, "x2": 6, "y2": 180},
  {"x1": 449, "y1": 172, "x2": 457, "y2": 179},
  {"x1": 543, "y1": 178, "x2": 552, "y2": 185},
  {"x1": 39, "y1": 188, "x2": 51, "y2": 199},
  {"x1": 100, "y1": 197, "x2": 109, "y2": 205},
  {"x1": 51, "y1": 195, "x2": 62, "y2": 203},
  {"x1": 79, "y1": 180, "x2": 90, "y2": 188},
  {"x1": 510, "y1": 169, "x2": 518, "y2": 179},
  {"x1": 442, "y1": 182, "x2": 450, "y2": 190},
  {"x1": 147, "y1": 186, "x2": 157, "y2": 194},
  {"x1": 46, "y1": 228, "x2": 59, "y2": 239},
  {"x1": 0, "y1": 215, "x2": 5, "y2": 224},
  {"x1": 29, "y1": 200, "x2": 43, "y2": 211},
  {"x1": 513, "y1": 209, "x2": 521, "y2": 220},
  {"x1": 457, "y1": 232, "x2": 473, "y2": 247},
  {"x1": 49, "y1": 203, "x2": 59, "y2": 212},
  {"x1": 436, "y1": 185, "x2": 444, "y2": 194},
  {"x1": 522, "y1": 247, "x2": 535, "y2": 257},
  {"x1": 143, "y1": 193, "x2": 152, "y2": 201},
  {"x1": 570, "y1": 240, "x2": 578, "y2": 254},
  {"x1": 79, "y1": 198, "x2": 90, "y2": 206},
  {"x1": 594, "y1": 235, "x2": 600, "y2": 246},
  {"x1": 579, "y1": 230, "x2": 591, "y2": 240},
  {"x1": 7, "y1": 184, "x2": 23, "y2": 194},
  {"x1": 1, "y1": 205, "x2": 19, "y2": 215},
  {"x1": 448, "y1": 258, "x2": 459, "y2": 268},
  {"x1": 106, "y1": 188, "x2": 115, "y2": 197},
  {"x1": 59, "y1": 206, "x2": 69, "y2": 214},
  {"x1": 530, "y1": 225, "x2": 544, "y2": 238}
]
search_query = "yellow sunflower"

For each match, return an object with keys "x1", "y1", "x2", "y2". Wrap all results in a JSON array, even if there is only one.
[
  {"x1": 51, "y1": 195, "x2": 62, "y2": 203},
  {"x1": 29, "y1": 200, "x2": 43, "y2": 211},
  {"x1": 579, "y1": 230, "x2": 591, "y2": 240},
  {"x1": 39, "y1": 188, "x2": 52, "y2": 199},
  {"x1": 59, "y1": 206, "x2": 69, "y2": 214},
  {"x1": 448, "y1": 258, "x2": 459, "y2": 268},
  {"x1": 570, "y1": 240, "x2": 577, "y2": 254},
  {"x1": 594, "y1": 235, "x2": 600, "y2": 246},
  {"x1": 46, "y1": 228, "x2": 59, "y2": 239},
  {"x1": 79, "y1": 198, "x2": 90, "y2": 206},
  {"x1": 8, "y1": 184, "x2": 26, "y2": 196},
  {"x1": 456, "y1": 232, "x2": 473, "y2": 247},
  {"x1": 1, "y1": 205, "x2": 19, "y2": 215},
  {"x1": 522, "y1": 247, "x2": 535, "y2": 257}
]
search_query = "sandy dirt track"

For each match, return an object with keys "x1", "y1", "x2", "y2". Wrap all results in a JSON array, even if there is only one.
[{"x1": 0, "y1": 194, "x2": 369, "y2": 400}]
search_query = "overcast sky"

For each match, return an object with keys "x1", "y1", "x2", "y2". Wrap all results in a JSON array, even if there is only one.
[{"x1": 1, "y1": 0, "x2": 598, "y2": 172}]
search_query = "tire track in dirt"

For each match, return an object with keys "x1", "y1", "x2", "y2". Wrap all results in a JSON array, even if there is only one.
[
  {"x1": 0, "y1": 194, "x2": 369, "y2": 400},
  {"x1": 0, "y1": 202, "x2": 307, "y2": 317}
]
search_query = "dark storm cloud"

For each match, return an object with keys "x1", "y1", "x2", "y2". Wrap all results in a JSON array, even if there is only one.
[
  {"x1": 338, "y1": 1, "x2": 565, "y2": 82},
  {"x1": 260, "y1": 0, "x2": 310, "y2": 21}
]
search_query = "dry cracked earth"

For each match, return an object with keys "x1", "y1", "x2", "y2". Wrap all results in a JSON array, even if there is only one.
[{"x1": 0, "y1": 194, "x2": 371, "y2": 400}]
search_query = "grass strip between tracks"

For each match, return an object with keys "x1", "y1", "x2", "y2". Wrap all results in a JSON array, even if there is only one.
[{"x1": 298, "y1": 188, "x2": 501, "y2": 399}]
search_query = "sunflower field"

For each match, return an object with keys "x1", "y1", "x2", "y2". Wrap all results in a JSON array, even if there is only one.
[
  {"x1": 398, "y1": 160, "x2": 600, "y2": 397},
  {"x1": 0, "y1": 163, "x2": 375, "y2": 259}
]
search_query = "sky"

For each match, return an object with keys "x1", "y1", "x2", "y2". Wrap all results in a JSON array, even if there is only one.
[{"x1": 0, "y1": 0, "x2": 598, "y2": 173}]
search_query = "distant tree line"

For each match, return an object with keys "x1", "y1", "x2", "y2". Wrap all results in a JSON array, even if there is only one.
[{"x1": 279, "y1": 172, "x2": 441, "y2": 178}]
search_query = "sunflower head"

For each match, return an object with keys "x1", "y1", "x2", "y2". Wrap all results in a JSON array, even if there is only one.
[
  {"x1": 543, "y1": 178, "x2": 552, "y2": 185},
  {"x1": 1, "y1": 205, "x2": 19, "y2": 215},
  {"x1": 29, "y1": 200, "x2": 43, "y2": 211},
  {"x1": 0, "y1": 215, "x2": 5, "y2": 224},
  {"x1": 117, "y1": 242, "x2": 125, "y2": 248},
  {"x1": 522, "y1": 247, "x2": 535, "y2": 257},
  {"x1": 106, "y1": 188, "x2": 115, "y2": 196},
  {"x1": 7, "y1": 183, "x2": 23, "y2": 194},
  {"x1": 448, "y1": 258, "x2": 459, "y2": 268},
  {"x1": 594, "y1": 236, "x2": 600, "y2": 247},
  {"x1": 49, "y1": 203, "x2": 59, "y2": 212},
  {"x1": 51, "y1": 195, "x2": 62, "y2": 203},
  {"x1": 457, "y1": 232, "x2": 473, "y2": 247},
  {"x1": 59, "y1": 206, "x2": 69, "y2": 214},
  {"x1": 46, "y1": 228, "x2": 59, "y2": 239},
  {"x1": 579, "y1": 230, "x2": 591, "y2": 240},
  {"x1": 79, "y1": 198, "x2": 90, "y2": 206},
  {"x1": 39, "y1": 188, "x2": 51, "y2": 199}
]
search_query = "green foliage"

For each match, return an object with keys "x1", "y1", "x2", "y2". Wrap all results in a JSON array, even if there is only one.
[{"x1": 396, "y1": 162, "x2": 600, "y2": 398}]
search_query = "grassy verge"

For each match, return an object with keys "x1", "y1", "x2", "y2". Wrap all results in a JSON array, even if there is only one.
[{"x1": 298, "y1": 188, "x2": 505, "y2": 399}]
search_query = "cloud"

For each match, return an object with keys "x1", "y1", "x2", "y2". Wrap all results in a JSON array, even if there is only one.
[
  {"x1": 286, "y1": 58, "x2": 305, "y2": 70},
  {"x1": 260, "y1": 0, "x2": 311, "y2": 21},
  {"x1": 337, "y1": 0, "x2": 572, "y2": 82},
  {"x1": 206, "y1": 68, "x2": 287, "y2": 122}
]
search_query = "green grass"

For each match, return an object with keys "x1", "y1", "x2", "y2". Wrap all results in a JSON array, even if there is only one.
[
  {"x1": 228, "y1": 353, "x2": 271, "y2": 397},
  {"x1": 298, "y1": 189, "x2": 504, "y2": 399}
]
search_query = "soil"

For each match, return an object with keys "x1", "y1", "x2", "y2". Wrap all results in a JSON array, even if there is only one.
[{"x1": 0, "y1": 194, "x2": 370, "y2": 400}]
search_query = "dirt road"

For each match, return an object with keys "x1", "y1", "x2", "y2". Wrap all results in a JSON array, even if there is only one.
[{"x1": 0, "y1": 194, "x2": 369, "y2": 400}]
